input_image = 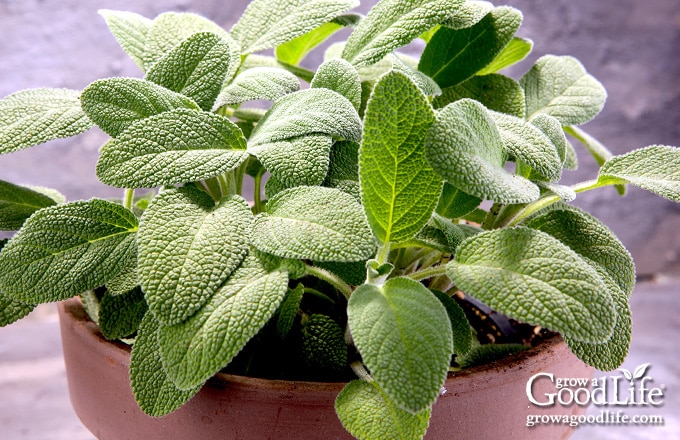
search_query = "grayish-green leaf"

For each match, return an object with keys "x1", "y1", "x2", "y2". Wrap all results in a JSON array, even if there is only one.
[
  {"x1": 275, "y1": 21, "x2": 344, "y2": 65},
  {"x1": 457, "y1": 343, "x2": 528, "y2": 368},
  {"x1": 0, "y1": 88, "x2": 93, "y2": 154},
  {"x1": 251, "y1": 186, "x2": 375, "y2": 262},
  {"x1": 145, "y1": 32, "x2": 233, "y2": 111},
  {"x1": 336, "y1": 380, "x2": 431, "y2": 440},
  {"x1": 105, "y1": 253, "x2": 139, "y2": 296},
  {"x1": 231, "y1": 0, "x2": 358, "y2": 54},
  {"x1": 311, "y1": 59, "x2": 362, "y2": 111},
  {"x1": 143, "y1": 12, "x2": 233, "y2": 70},
  {"x1": 435, "y1": 183, "x2": 482, "y2": 219},
  {"x1": 97, "y1": 108, "x2": 247, "y2": 188},
  {"x1": 526, "y1": 203, "x2": 635, "y2": 296},
  {"x1": 99, "y1": 287, "x2": 147, "y2": 340},
  {"x1": 535, "y1": 181, "x2": 576, "y2": 202},
  {"x1": 0, "y1": 295, "x2": 35, "y2": 327},
  {"x1": 564, "y1": 138, "x2": 579, "y2": 170},
  {"x1": 158, "y1": 252, "x2": 288, "y2": 390},
  {"x1": 250, "y1": 135, "x2": 332, "y2": 187},
  {"x1": 530, "y1": 113, "x2": 568, "y2": 166},
  {"x1": 419, "y1": 7, "x2": 522, "y2": 89},
  {"x1": 342, "y1": 0, "x2": 464, "y2": 67},
  {"x1": 425, "y1": 98, "x2": 540, "y2": 203},
  {"x1": 599, "y1": 145, "x2": 680, "y2": 202},
  {"x1": 431, "y1": 289, "x2": 472, "y2": 356},
  {"x1": 213, "y1": 67, "x2": 300, "y2": 109},
  {"x1": 99, "y1": 10, "x2": 152, "y2": 71},
  {"x1": 81, "y1": 77, "x2": 200, "y2": 137},
  {"x1": 477, "y1": 37, "x2": 533, "y2": 75},
  {"x1": 138, "y1": 188, "x2": 251, "y2": 325},
  {"x1": 441, "y1": 0, "x2": 493, "y2": 29},
  {"x1": 314, "y1": 260, "x2": 367, "y2": 286},
  {"x1": 0, "y1": 199, "x2": 138, "y2": 303},
  {"x1": 390, "y1": 55, "x2": 442, "y2": 97},
  {"x1": 276, "y1": 284, "x2": 305, "y2": 338},
  {"x1": 249, "y1": 88, "x2": 362, "y2": 146},
  {"x1": 520, "y1": 55, "x2": 607, "y2": 125},
  {"x1": 447, "y1": 227, "x2": 616, "y2": 343},
  {"x1": 130, "y1": 312, "x2": 200, "y2": 417},
  {"x1": 300, "y1": 314, "x2": 348, "y2": 372},
  {"x1": 433, "y1": 73, "x2": 525, "y2": 118},
  {"x1": 0, "y1": 180, "x2": 60, "y2": 231},
  {"x1": 360, "y1": 71, "x2": 442, "y2": 244},
  {"x1": 492, "y1": 111, "x2": 562, "y2": 181},
  {"x1": 348, "y1": 277, "x2": 453, "y2": 412}
]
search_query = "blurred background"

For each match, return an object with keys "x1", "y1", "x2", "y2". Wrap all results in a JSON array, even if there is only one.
[{"x1": 0, "y1": 0, "x2": 678, "y2": 439}]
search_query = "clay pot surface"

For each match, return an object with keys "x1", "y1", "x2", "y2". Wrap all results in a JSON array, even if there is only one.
[{"x1": 58, "y1": 297, "x2": 592, "y2": 440}]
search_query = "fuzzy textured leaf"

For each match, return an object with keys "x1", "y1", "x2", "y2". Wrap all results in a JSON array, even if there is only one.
[
  {"x1": 348, "y1": 277, "x2": 453, "y2": 412},
  {"x1": 0, "y1": 200, "x2": 138, "y2": 303},
  {"x1": 213, "y1": 67, "x2": 300, "y2": 109},
  {"x1": 599, "y1": 145, "x2": 680, "y2": 202},
  {"x1": 99, "y1": 287, "x2": 147, "y2": 340},
  {"x1": 435, "y1": 183, "x2": 482, "y2": 219},
  {"x1": 0, "y1": 88, "x2": 93, "y2": 154},
  {"x1": 130, "y1": 312, "x2": 200, "y2": 417},
  {"x1": 336, "y1": 380, "x2": 431, "y2": 440},
  {"x1": 158, "y1": 252, "x2": 288, "y2": 390},
  {"x1": 530, "y1": 114, "x2": 568, "y2": 166},
  {"x1": 250, "y1": 135, "x2": 332, "y2": 187},
  {"x1": 520, "y1": 55, "x2": 607, "y2": 125},
  {"x1": 425, "y1": 98, "x2": 539, "y2": 203},
  {"x1": 81, "y1": 78, "x2": 200, "y2": 137},
  {"x1": 138, "y1": 188, "x2": 251, "y2": 325},
  {"x1": 419, "y1": 7, "x2": 522, "y2": 89},
  {"x1": 311, "y1": 59, "x2": 362, "y2": 111},
  {"x1": 251, "y1": 186, "x2": 375, "y2": 262},
  {"x1": 276, "y1": 284, "x2": 305, "y2": 338},
  {"x1": 275, "y1": 21, "x2": 344, "y2": 65},
  {"x1": 477, "y1": 36, "x2": 533, "y2": 75},
  {"x1": 0, "y1": 180, "x2": 60, "y2": 231},
  {"x1": 231, "y1": 0, "x2": 358, "y2": 54},
  {"x1": 433, "y1": 73, "x2": 525, "y2": 118},
  {"x1": 97, "y1": 108, "x2": 247, "y2": 188},
  {"x1": 0, "y1": 295, "x2": 35, "y2": 327},
  {"x1": 145, "y1": 32, "x2": 233, "y2": 111},
  {"x1": 360, "y1": 71, "x2": 442, "y2": 244},
  {"x1": 99, "y1": 10, "x2": 152, "y2": 70},
  {"x1": 447, "y1": 227, "x2": 616, "y2": 343},
  {"x1": 249, "y1": 88, "x2": 361, "y2": 146},
  {"x1": 342, "y1": 0, "x2": 465, "y2": 67},
  {"x1": 441, "y1": 0, "x2": 493, "y2": 29},
  {"x1": 431, "y1": 289, "x2": 472, "y2": 355},
  {"x1": 390, "y1": 55, "x2": 442, "y2": 97}
]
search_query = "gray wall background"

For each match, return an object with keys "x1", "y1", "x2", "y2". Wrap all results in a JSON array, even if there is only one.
[{"x1": 1, "y1": 0, "x2": 679, "y2": 275}]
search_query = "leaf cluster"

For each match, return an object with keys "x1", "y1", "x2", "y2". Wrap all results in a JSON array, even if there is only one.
[{"x1": 1, "y1": 1, "x2": 680, "y2": 439}]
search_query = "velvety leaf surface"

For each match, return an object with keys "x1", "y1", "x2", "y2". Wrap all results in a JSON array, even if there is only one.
[
  {"x1": 530, "y1": 113, "x2": 568, "y2": 166},
  {"x1": 81, "y1": 77, "x2": 199, "y2": 137},
  {"x1": 435, "y1": 183, "x2": 482, "y2": 219},
  {"x1": 213, "y1": 67, "x2": 300, "y2": 108},
  {"x1": 138, "y1": 188, "x2": 252, "y2": 325},
  {"x1": 431, "y1": 289, "x2": 472, "y2": 355},
  {"x1": 447, "y1": 227, "x2": 616, "y2": 343},
  {"x1": 276, "y1": 283, "x2": 305, "y2": 338},
  {"x1": 251, "y1": 186, "x2": 375, "y2": 262},
  {"x1": 441, "y1": 0, "x2": 493, "y2": 29},
  {"x1": 520, "y1": 55, "x2": 607, "y2": 125},
  {"x1": 0, "y1": 88, "x2": 93, "y2": 154},
  {"x1": 275, "y1": 21, "x2": 344, "y2": 65},
  {"x1": 336, "y1": 380, "x2": 431, "y2": 440},
  {"x1": 98, "y1": 287, "x2": 147, "y2": 340},
  {"x1": 0, "y1": 295, "x2": 35, "y2": 327},
  {"x1": 99, "y1": 10, "x2": 152, "y2": 71},
  {"x1": 311, "y1": 59, "x2": 362, "y2": 111},
  {"x1": 0, "y1": 180, "x2": 60, "y2": 231},
  {"x1": 477, "y1": 36, "x2": 533, "y2": 75},
  {"x1": 360, "y1": 71, "x2": 442, "y2": 244},
  {"x1": 348, "y1": 277, "x2": 453, "y2": 413},
  {"x1": 97, "y1": 108, "x2": 247, "y2": 188},
  {"x1": 158, "y1": 252, "x2": 288, "y2": 390},
  {"x1": 0, "y1": 200, "x2": 138, "y2": 303},
  {"x1": 434, "y1": 73, "x2": 525, "y2": 118}
]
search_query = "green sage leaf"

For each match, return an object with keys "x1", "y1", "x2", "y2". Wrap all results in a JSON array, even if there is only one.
[
  {"x1": 81, "y1": 77, "x2": 200, "y2": 137},
  {"x1": 0, "y1": 295, "x2": 35, "y2": 327},
  {"x1": 435, "y1": 183, "x2": 482, "y2": 219},
  {"x1": 275, "y1": 21, "x2": 344, "y2": 65},
  {"x1": 145, "y1": 32, "x2": 233, "y2": 111},
  {"x1": 441, "y1": 0, "x2": 493, "y2": 29},
  {"x1": 0, "y1": 88, "x2": 93, "y2": 154},
  {"x1": 99, "y1": 287, "x2": 147, "y2": 340},
  {"x1": 342, "y1": 0, "x2": 465, "y2": 67},
  {"x1": 599, "y1": 145, "x2": 680, "y2": 202},
  {"x1": 0, "y1": 180, "x2": 60, "y2": 231},
  {"x1": 425, "y1": 98, "x2": 539, "y2": 203},
  {"x1": 213, "y1": 67, "x2": 300, "y2": 109},
  {"x1": 158, "y1": 252, "x2": 288, "y2": 390},
  {"x1": 348, "y1": 277, "x2": 453, "y2": 412},
  {"x1": 0, "y1": 199, "x2": 138, "y2": 303},
  {"x1": 477, "y1": 37, "x2": 533, "y2": 75},
  {"x1": 97, "y1": 108, "x2": 247, "y2": 189},
  {"x1": 520, "y1": 55, "x2": 607, "y2": 125},
  {"x1": 447, "y1": 227, "x2": 616, "y2": 343},
  {"x1": 434, "y1": 73, "x2": 525, "y2": 118},
  {"x1": 336, "y1": 380, "x2": 431, "y2": 440},
  {"x1": 419, "y1": 7, "x2": 522, "y2": 89},
  {"x1": 231, "y1": 0, "x2": 357, "y2": 55},
  {"x1": 431, "y1": 289, "x2": 472, "y2": 356},
  {"x1": 251, "y1": 186, "x2": 376, "y2": 262},
  {"x1": 311, "y1": 59, "x2": 362, "y2": 111},
  {"x1": 130, "y1": 312, "x2": 200, "y2": 417},
  {"x1": 138, "y1": 187, "x2": 252, "y2": 325},
  {"x1": 276, "y1": 284, "x2": 305, "y2": 338},
  {"x1": 360, "y1": 71, "x2": 443, "y2": 244},
  {"x1": 99, "y1": 10, "x2": 152, "y2": 71}
]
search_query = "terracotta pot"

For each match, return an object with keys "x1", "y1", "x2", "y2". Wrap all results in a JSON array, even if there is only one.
[{"x1": 58, "y1": 297, "x2": 592, "y2": 440}]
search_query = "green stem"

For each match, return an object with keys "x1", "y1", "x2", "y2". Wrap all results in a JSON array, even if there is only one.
[
  {"x1": 481, "y1": 203, "x2": 502, "y2": 229},
  {"x1": 408, "y1": 265, "x2": 447, "y2": 281},
  {"x1": 123, "y1": 188, "x2": 135, "y2": 210},
  {"x1": 253, "y1": 169, "x2": 265, "y2": 214},
  {"x1": 375, "y1": 242, "x2": 391, "y2": 265},
  {"x1": 303, "y1": 287, "x2": 336, "y2": 305},
  {"x1": 305, "y1": 265, "x2": 353, "y2": 300}
]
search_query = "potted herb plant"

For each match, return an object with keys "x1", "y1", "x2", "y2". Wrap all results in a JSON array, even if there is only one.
[{"x1": 1, "y1": 0, "x2": 679, "y2": 439}]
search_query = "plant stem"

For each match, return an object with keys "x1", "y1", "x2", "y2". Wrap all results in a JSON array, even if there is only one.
[
  {"x1": 408, "y1": 265, "x2": 447, "y2": 281},
  {"x1": 253, "y1": 169, "x2": 265, "y2": 214},
  {"x1": 123, "y1": 188, "x2": 134, "y2": 210},
  {"x1": 303, "y1": 287, "x2": 336, "y2": 305},
  {"x1": 375, "y1": 242, "x2": 391, "y2": 265},
  {"x1": 305, "y1": 265, "x2": 353, "y2": 300}
]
